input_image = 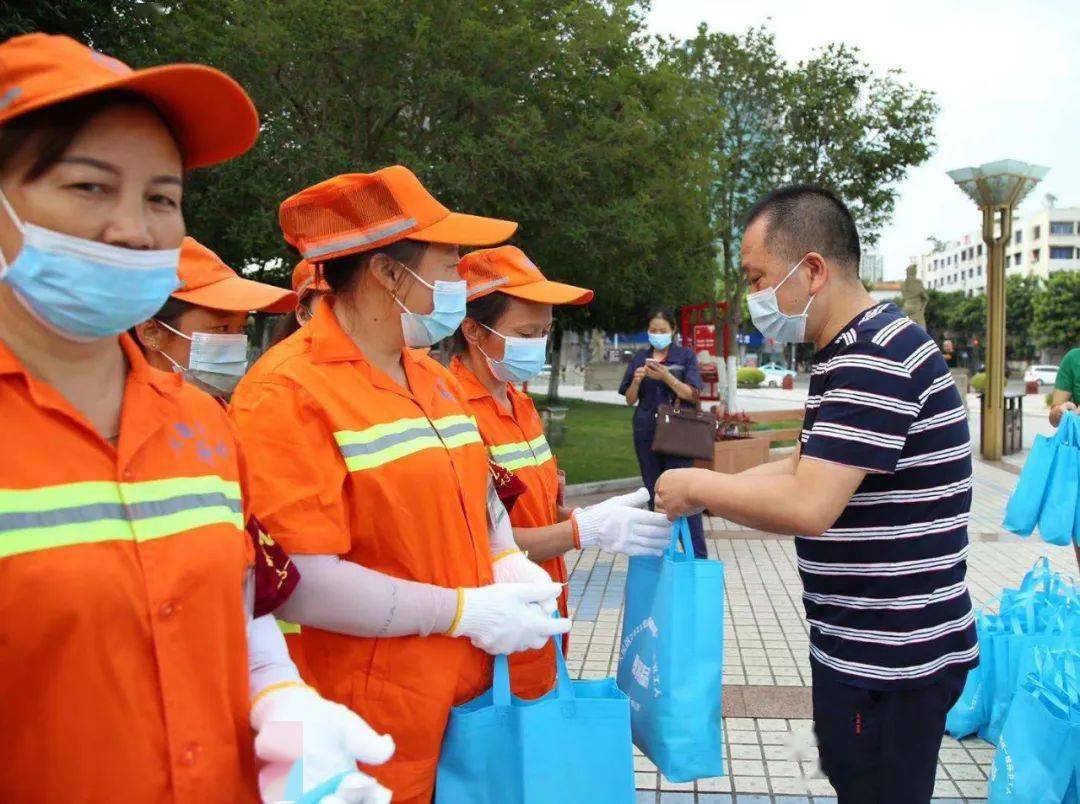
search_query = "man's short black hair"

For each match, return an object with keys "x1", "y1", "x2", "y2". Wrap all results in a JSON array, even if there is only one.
[{"x1": 743, "y1": 185, "x2": 861, "y2": 275}]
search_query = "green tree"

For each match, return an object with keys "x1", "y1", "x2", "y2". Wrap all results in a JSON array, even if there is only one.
[
  {"x1": 670, "y1": 26, "x2": 786, "y2": 338},
  {"x1": 1005, "y1": 275, "x2": 1042, "y2": 362},
  {"x1": 780, "y1": 43, "x2": 938, "y2": 240},
  {"x1": 673, "y1": 26, "x2": 937, "y2": 366},
  {"x1": 1033, "y1": 271, "x2": 1080, "y2": 353}
]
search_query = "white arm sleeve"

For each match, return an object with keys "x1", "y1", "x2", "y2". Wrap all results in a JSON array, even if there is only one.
[
  {"x1": 275, "y1": 555, "x2": 459, "y2": 638},
  {"x1": 486, "y1": 476, "x2": 518, "y2": 555},
  {"x1": 248, "y1": 613, "x2": 303, "y2": 700}
]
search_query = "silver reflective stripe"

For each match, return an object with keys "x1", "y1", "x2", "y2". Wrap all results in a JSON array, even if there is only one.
[
  {"x1": 436, "y1": 421, "x2": 478, "y2": 439},
  {"x1": 338, "y1": 424, "x2": 438, "y2": 458},
  {"x1": 302, "y1": 217, "x2": 418, "y2": 260},
  {"x1": 0, "y1": 492, "x2": 243, "y2": 533},
  {"x1": 492, "y1": 447, "x2": 534, "y2": 464}
]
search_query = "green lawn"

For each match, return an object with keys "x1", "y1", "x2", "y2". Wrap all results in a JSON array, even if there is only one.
[
  {"x1": 531, "y1": 396, "x2": 640, "y2": 485},
  {"x1": 531, "y1": 395, "x2": 802, "y2": 484}
]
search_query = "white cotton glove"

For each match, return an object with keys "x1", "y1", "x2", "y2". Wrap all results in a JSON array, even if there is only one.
[
  {"x1": 590, "y1": 487, "x2": 652, "y2": 512},
  {"x1": 252, "y1": 684, "x2": 395, "y2": 804},
  {"x1": 450, "y1": 582, "x2": 571, "y2": 654},
  {"x1": 572, "y1": 501, "x2": 672, "y2": 556},
  {"x1": 492, "y1": 550, "x2": 559, "y2": 615}
]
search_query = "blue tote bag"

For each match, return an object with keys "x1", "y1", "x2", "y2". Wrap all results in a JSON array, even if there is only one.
[
  {"x1": 1038, "y1": 413, "x2": 1079, "y2": 546},
  {"x1": 988, "y1": 648, "x2": 1080, "y2": 804},
  {"x1": 435, "y1": 634, "x2": 635, "y2": 804},
  {"x1": 1006, "y1": 411, "x2": 1080, "y2": 545},
  {"x1": 617, "y1": 517, "x2": 725, "y2": 782}
]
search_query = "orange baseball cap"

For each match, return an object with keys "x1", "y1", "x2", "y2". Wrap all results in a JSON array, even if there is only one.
[
  {"x1": 291, "y1": 259, "x2": 330, "y2": 295},
  {"x1": 172, "y1": 238, "x2": 297, "y2": 314},
  {"x1": 0, "y1": 33, "x2": 258, "y2": 169},
  {"x1": 279, "y1": 165, "x2": 517, "y2": 262},
  {"x1": 459, "y1": 246, "x2": 593, "y2": 305}
]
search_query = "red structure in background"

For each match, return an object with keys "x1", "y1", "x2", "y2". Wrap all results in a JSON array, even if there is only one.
[{"x1": 679, "y1": 303, "x2": 730, "y2": 402}]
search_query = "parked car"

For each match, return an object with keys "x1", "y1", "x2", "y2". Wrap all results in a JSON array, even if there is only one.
[
  {"x1": 1023, "y1": 364, "x2": 1059, "y2": 387},
  {"x1": 758, "y1": 362, "x2": 797, "y2": 388}
]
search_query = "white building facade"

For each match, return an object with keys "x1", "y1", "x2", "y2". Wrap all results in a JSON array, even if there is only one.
[
  {"x1": 916, "y1": 201, "x2": 1080, "y2": 296},
  {"x1": 860, "y1": 250, "x2": 885, "y2": 283}
]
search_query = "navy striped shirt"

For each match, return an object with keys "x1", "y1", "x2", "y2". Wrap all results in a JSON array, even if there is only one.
[{"x1": 798, "y1": 303, "x2": 978, "y2": 689}]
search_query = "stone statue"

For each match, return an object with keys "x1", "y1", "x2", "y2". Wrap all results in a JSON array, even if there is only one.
[
  {"x1": 589, "y1": 329, "x2": 607, "y2": 363},
  {"x1": 901, "y1": 263, "x2": 928, "y2": 329}
]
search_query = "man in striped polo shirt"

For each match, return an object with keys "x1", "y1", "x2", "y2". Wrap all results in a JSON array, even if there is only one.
[{"x1": 656, "y1": 186, "x2": 977, "y2": 803}]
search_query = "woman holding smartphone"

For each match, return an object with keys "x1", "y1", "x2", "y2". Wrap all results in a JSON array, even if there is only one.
[{"x1": 618, "y1": 309, "x2": 706, "y2": 557}]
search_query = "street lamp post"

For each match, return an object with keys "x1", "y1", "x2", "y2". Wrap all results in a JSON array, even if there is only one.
[{"x1": 947, "y1": 159, "x2": 1049, "y2": 461}]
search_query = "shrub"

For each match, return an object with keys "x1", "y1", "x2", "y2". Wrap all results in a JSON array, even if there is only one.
[
  {"x1": 737, "y1": 367, "x2": 765, "y2": 388},
  {"x1": 971, "y1": 372, "x2": 987, "y2": 394}
]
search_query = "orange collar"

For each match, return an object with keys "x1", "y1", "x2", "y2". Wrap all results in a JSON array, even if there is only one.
[
  {"x1": 0, "y1": 332, "x2": 180, "y2": 397},
  {"x1": 450, "y1": 355, "x2": 508, "y2": 402}
]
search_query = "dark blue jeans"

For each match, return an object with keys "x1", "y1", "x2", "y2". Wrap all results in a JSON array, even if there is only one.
[{"x1": 633, "y1": 440, "x2": 707, "y2": 558}]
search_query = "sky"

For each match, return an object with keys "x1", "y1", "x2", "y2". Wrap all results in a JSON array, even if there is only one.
[{"x1": 646, "y1": 0, "x2": 1080, "y2": 279}]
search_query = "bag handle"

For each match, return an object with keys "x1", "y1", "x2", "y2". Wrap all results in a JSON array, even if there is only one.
[
  {"x1": 492, "y1": 615, "x2": 575, "y2": 707},
  {"x1": 665, "y1": 517, "x2": 696, "y2": 560}
]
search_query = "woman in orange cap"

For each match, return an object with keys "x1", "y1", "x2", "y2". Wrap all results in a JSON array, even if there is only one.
[
  {"x1": 134, "y1": 236, "x2": 297, "y2": 399},
  {"x1": 0, "y1": 33, "x2": 394, "y2": 804},
  {"x1": 450, "y1": 246, "x2": 672, "y2": 698},
  {"x1": 230, "y1": 166, "x2": 572, "y2": 803}
]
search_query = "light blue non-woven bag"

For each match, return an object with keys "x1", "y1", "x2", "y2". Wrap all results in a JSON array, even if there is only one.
[
  {"x1": 617, "y1": 517, "x2": 725, "y2": 782},
  {"x1": 435, "y1": 632, "x2": 635, "y2": 804},
  {"x1": 1037, "y1": 413, "x2": 1079, "y2": 546},
  {"x1": 988, "y1": 648, "x2": 1080, "y2": 804},
  {"x1": 1006, "y1": 411, "x2": 1080, "y2": 546}
]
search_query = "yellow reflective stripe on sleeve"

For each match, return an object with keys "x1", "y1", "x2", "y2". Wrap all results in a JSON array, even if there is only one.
[
  {"x1": 277, "y1": 620, "x2": 302, "y2": 635},
  {"x1": 0, "y1": 475, "x2": 244, "y2": 560}
]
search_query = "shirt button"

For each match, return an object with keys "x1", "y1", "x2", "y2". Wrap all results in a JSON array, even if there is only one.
[
  {"x1": 180, "y1": 742, "x2": 200, "y2": 767},
  {"x1": 159, "y1": 600, "x2": 180, "y2": 619}
]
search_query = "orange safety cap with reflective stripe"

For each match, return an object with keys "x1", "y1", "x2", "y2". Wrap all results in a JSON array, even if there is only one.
[
  {"x1": 460, "y1": 245, "x2": 593, "y2": 305},
  {"x1": 173, "y1": 237, "x2": 297, "y2": 313},
  {"x1": 230, "y1": 299, "x2": 496, "y2": 802},
  {"x1": 450, "y1": 356, "x2": 568, "y2": 699},
  {"x1": 0, "y1": 33, "x2": 259, "y2": 169},
  {"x1": 278, "y1": 165, "x2": 517, "y2": 263},
  {"x1": 0, "y1": 335, "x2": 256, "y2": 802}
]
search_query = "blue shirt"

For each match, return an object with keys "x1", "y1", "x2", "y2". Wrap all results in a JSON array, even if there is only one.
[
  {"x1": 619, "y1": 345, "x2": 702, "y2": 442},
  {"x1": 798, "y1": 303, "x2": 977, "y2": 690}
]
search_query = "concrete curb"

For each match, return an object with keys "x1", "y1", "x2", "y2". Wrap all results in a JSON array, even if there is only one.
[{"x1": 565, "y1": 476, "x2": 641, "y2": 496}]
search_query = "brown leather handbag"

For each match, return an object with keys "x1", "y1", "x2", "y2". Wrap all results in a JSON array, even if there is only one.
[{"x1": 651, "y1": 400, "x2": 717, "y2": 460}]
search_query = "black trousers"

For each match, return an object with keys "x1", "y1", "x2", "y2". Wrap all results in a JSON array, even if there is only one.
[
  {"x1": 633, "y1": 439, "x2": 707, "y2": 558},
  {"x1": 812, "y1": 663, "x2": 968, "y2": 804}
]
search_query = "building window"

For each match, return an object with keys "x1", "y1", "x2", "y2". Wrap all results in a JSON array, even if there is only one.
[
  {"x1": 1033, "y1": 225, "x2": 1041, "y2": 239},
  {"x1": 1050, "y1": 246, "x2": 1074, "y2": 260},
  {"x1": 977, "y1": 265, "x2": 983, "y2": 276},
  {"x1": 1032, "y1": 249, "x2": 1040, "y2": 262},
  {"x1": 1005, "y1": 255, "x2": 1011, "y2": 267},
  {"x1": 1050, "y1": 221, "x2": 1074, "y2": 235},
  {"x1": 1014, "y1": 252, "x2": 1022, "y2": 265},
  {"x1": 977, "y1": 244, "x2": 983, "y2": 256},
  {"x1": 1014, "y1": 230, "x2": 1022, "y2": 244}
]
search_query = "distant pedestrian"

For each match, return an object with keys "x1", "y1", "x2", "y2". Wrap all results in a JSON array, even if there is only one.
[{"x1": 619, "y1": 309, "x2": 706, "y2": 558}]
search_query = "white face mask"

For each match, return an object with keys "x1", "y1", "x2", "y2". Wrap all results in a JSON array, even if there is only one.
[
  {"x1": 155, "y1": 319, "x2": 248, "y2": 397},
  {"x1": 746, "y1": 257, "x2": 815, "y2": 344}
]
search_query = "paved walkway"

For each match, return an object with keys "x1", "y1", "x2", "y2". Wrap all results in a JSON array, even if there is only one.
[{"x1": 563, "y1": 457, "x2": 1077, "y2": 803}]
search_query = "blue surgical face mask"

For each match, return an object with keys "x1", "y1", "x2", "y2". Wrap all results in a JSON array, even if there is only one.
[
  {"x1": 648, "y1": 332, "x2": 672, "y2": 351},
  {"x1": 156, "y1": 319, "x2": 248, "y2": 398},
  {"x1": 0, "y1": 190, "x2": 180, "y2": 342},
  {"x1": 392, "y1": 264, "x2": 467, "y2": 348},
  {"x1": 746, "y1": 257, "x2": 815, "y2": 344},
  {"x1": 477, "y1": 322, "x2": 548, "y2": 383}
]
